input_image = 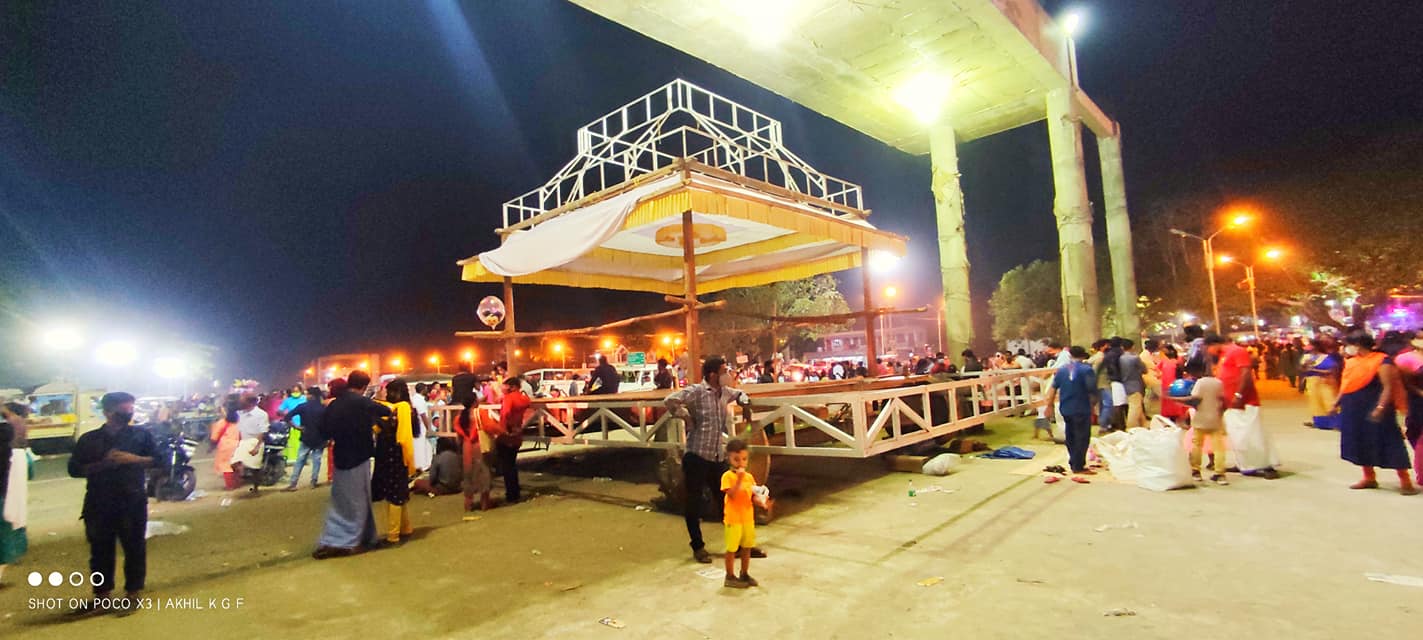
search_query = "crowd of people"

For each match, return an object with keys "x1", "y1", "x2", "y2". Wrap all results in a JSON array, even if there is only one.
[
  {"x1": 3, "y1": 325, "x2": 1419, "y2": 603},
  {"x1": 1044, "y1": 326, "x2": 1423, "y2": 494}
]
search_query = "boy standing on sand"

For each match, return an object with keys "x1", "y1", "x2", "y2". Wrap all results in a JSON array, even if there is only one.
[
  {"x1": 721, "y1": 439, "x2": 767, "y2": 589},
  {"x1": 1185, "y1": 374, "x2": 1230, "y2": 485}
]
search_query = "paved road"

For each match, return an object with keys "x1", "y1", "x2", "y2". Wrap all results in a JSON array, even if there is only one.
[{"x1": 4, "y1": 381, "x2": 1418, "y2": 638}]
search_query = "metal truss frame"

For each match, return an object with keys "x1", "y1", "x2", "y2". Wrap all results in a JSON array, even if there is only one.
[{"x1": 502, "y1": 78, "x2": 865, "y2": 228}]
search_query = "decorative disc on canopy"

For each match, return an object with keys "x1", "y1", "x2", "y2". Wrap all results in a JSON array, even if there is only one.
[
  {"x1": 654, "y1": 223, "x2": 727, "y2": 249},
  {"x1": 477, "y1": 296, "x2": 506, "y2": 329}
]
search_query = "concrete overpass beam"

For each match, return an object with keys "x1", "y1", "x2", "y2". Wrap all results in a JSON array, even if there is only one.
[
  {"x1": 1097, "y1": 131, "x2": 1141, "y2": 338},
  {"x1": 930, "y1": 123, "x2": 973, "y2": 358},
  {"x1": 1046, "y1": 89, "x2": 1101, "y2": 344}
]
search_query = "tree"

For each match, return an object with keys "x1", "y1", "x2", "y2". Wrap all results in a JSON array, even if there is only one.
[
  {"x1": 700, "y1": 275, "x2": 852, "y2": 360},
  {"x1": 1128, "y1": 126, "x2": 1423, "y2": 332},
  {"x1": 989, "y1": 260, "x2": 1065, "y2": 345}
]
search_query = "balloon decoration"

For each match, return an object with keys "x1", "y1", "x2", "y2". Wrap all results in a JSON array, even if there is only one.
[{"x1": 477, "y1": 296, "x2": 506, "y2": 329}]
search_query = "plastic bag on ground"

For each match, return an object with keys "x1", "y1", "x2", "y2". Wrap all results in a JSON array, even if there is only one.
[
  {"x1": 1223, "y1": 405, "x2": 1281, "y2": 471},
  {"x1": 1130, "y1": 426, "x2": 1193, "y2": 491},
  {"x1": 921, "y1": 453, "x2": 962, "y2": 476},
  {"x1": 1091, "y1": 431, "x2": 1139, "y2": 482},
  {"x1": 145, "y1": 520, "x2": 190, "y2": 539}
]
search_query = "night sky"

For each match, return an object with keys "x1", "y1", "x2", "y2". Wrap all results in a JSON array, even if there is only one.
[{"x1": 2, "y1": 1, "x2": 1419, "y2": 386}]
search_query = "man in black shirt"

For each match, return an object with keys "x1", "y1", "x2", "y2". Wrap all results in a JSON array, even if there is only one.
[
  {"x1": 654, "y1": 358, "x2": 676, "y2": 390},
  {"x1": 68, "y1": 391, "x2": 155, "y2": 613},
  {"x1": 588, "y1": 355, "x2": 620, "y2": 395},
  {"x1": 282, "y1": 386, "x2": 327, "y2": 491},
  {"x1": 314, "y1": 371, "x2": 392, "y2": 558}
]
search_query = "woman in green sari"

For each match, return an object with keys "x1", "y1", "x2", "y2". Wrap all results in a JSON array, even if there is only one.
[{"x1": 1, "y1": 402, "x2": 32, "y2": 588}]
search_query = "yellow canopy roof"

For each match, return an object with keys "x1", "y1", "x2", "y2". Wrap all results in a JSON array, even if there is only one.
[
  {"x1": 458, "y1": 80, "x2": 907, "y2": 296},
  {"x1": 459, "y1": 162, "x2": 906, "y2": 295}
]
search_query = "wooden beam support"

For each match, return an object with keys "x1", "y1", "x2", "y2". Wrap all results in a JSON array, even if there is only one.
[
  {"x1": 861, "y1": 247, "x2": 878, "y2": 368},
  {"x1": 456, "y1": 300, "x2": 726, "y2": 339},
  {"x1": 682, "y1": 209, "x2": 702, "y2": 383},
  {"x1": 717, "y1": 306, "x2": 929, "y2": 326},
  {"x1": 503, "y1": 276, "x2": 519, "y2": 371}
]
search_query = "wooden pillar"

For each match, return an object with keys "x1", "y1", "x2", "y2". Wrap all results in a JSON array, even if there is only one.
[
  {"x1": 861, "y1": 247, "x2": 878, "y2": 375},
  {"x1": 681, "y1": 211, "x2": 701, "y2": 383},
  {"x1": 503, "y1": 276, "x2": 519, "y2": 373}
]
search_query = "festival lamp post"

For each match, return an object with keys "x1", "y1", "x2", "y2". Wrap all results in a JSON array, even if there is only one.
[
  {"x1": 428, "y1": 354, "x2": 444, "y2": 375},
  {"x1": 1217, "y1": 247, "x2": 1284, "y2": 341},
  {"x1": 1170, "y1": 211, "x2": 1253, "y2": 331},
  {"x1": 552, "y1": 342, "x2": 566, "y2": 369}
]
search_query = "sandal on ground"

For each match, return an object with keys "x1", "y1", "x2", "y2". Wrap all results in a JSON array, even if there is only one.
[
  {"x1": 1071, "y1": 476, "x2": 1091, "y2": 484},
  {"x1": 1043, "y1": 476, "x2": 1062, "y2": 484},
  {"x1": 1349, "y1": 480, "x2": 1379, "y2": 490}
]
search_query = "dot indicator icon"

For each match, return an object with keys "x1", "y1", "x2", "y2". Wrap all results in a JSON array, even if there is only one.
[
  {"x1": 48, "y1": 571, "x2": 63, "y2": 587},
  {"x1": 28, "y1": 571, "x2": 42, "y2": 587}
]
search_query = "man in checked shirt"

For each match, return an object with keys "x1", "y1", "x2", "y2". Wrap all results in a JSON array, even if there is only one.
[{"x1": 664, "y1": 356, "x2": 765, "y2": 563}]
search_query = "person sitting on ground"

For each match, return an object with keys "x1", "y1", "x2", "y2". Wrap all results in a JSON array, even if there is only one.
[{"x1": 413, "y1": 438, "x2": 463, "y2": 497}]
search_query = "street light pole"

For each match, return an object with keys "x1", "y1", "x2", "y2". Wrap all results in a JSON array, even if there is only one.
[
  {"x1": 1204, "y1": 237, "x2": 1221, "y2": 331},
  {"x1": 1171, "y1": 218, "x2": 1249, "y2": 331},
  {"x1": 1245, "y1": 264, "x2": 1260, "y2": 342}
]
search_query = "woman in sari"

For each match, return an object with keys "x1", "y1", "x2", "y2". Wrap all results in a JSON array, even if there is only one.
[
  {"x1": 1158, "y1": 344, "x2": 1188, "y2": 422},
  {"x1": 453, "y1": 400, "x2": 493, "y2": 511},
  {"x1": 210, "y1": 394, "x2": 242, "y2": 490},
  {"x1": 1335, "y1": 331, "x2": 1416, "y2": 495},
  {"x1": 374, "y1": 379, "x2": 418, "y2": 543},
  {"x1": 1301, "y1": 338, "x2": 1342, "y2": 429},
  {"x1": 1, "y1": 402, "x2": 32, "y2": 587}
]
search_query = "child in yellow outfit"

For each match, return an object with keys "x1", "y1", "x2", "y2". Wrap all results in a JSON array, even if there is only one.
[{"x1": 721, "y1": 439, "x2": 767, "y2": 589}]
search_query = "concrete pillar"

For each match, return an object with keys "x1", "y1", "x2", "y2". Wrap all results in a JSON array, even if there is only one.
[
  {"x1": 1097, "y1": 132, "x2": 1141, "y2": 338},
  {"x1": 930, "y1": 124, "x2": 973, "y2": 358},
  {"x1": 1045, "y1": 89, "x2": 1101, "y2": 344}
]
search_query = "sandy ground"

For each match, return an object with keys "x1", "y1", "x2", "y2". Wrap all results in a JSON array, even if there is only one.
[{"x1": 2, "y1": 380, "x2": 1420, "y2": 638}]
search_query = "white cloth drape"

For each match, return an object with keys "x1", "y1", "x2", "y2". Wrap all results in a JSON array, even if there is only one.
[
  {"x1": 3, "y1": 449, "x2": 29, "y2": 529},
  {"x1": 476, "y1": 175, "x2": 681, "y2": 277}
]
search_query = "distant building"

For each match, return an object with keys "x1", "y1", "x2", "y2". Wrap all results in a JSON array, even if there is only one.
[
  {"x1": 301, "y1": 353, "x2": 382, "y2": 387},
  {"x1": 814, "y1": 318, "x2": 936, "y2": 362}
]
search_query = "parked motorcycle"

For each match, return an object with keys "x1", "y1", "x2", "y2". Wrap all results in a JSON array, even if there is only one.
[
  {"x1": 146, "y1": 432, "x2": 199, "y2": 501},
  {"x1": 243, "y1": 422, "x2": 289, "y2": 488}
]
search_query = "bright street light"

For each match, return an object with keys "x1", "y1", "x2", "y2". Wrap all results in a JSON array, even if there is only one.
[
  {"x1": 1061, "y1": 8, "x2": 1086, "y2": 38},
  {"x1": 1263, "y1": 247, "x2": 1285, "y2": 261},
  {"x1": 95, "y1": 340, "x2": 138, "y2": 367},
  {"x1": 884, "y1": 286, "x2": 898, "y2": 298},
  {"x1": 867, "y1": 250, "x2": 901, "y2": 274},
  {"x1": 892, "y1": 72, "x2": 951, "y2": 125},
  {"x1": 153, "y1": 356, "x2": 187, "y2": 380},
  {"x1": 601, "y1": 338, "x2": 615, "y2": 350},
  {"x1": 462, "y1": 350, "x2": 475, "y2": 362},
  {"x1": 1216, "y1": 254, "x2": 1234, "y2": 265},
  {"x1": 42, "y1": 326, "x2": 83, "y2": 351}
]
